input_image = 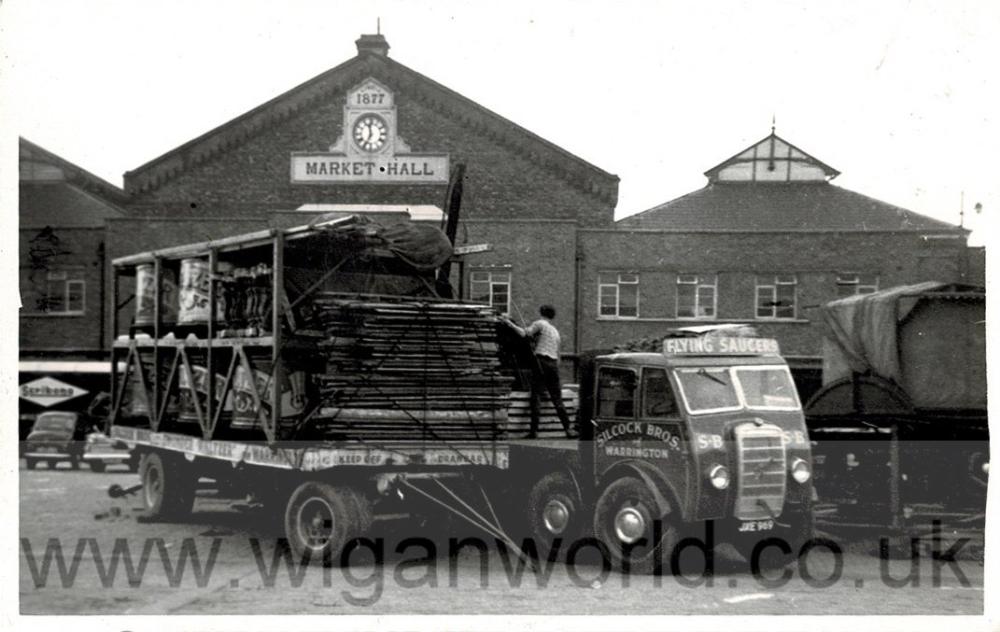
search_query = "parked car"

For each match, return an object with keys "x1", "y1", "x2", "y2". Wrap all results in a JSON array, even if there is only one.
[
  {"x1": 23, "y1": 410, "x2": 137, "y2": 472},
  {"x1": 23, "y1": 411, "x2": 88, "y2": 470}
]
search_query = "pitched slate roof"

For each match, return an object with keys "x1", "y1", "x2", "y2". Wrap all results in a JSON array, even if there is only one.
[
  {"x1": 19, "y1": 138, "x2": 127, "y2": 228},
  {"x1": 124, "y1": 37, "x2": 619, "y2": 204},
  {"x1": 620, "y1": 131, "x2": 961, "y2": 233},
  {"x1": 618, "y1": 182, "x2": 962, "y2": 232},
  {"x1": 20, "y1": 138, "x2": 128, "y2": 202},
  {"x1": 20, "y1": 183, "x2": 126, "y2": 228}
]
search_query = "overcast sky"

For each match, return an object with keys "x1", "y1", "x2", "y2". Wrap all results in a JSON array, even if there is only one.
[{"x1": 3, "y1": 0, "x2": 997, "y2": 245}]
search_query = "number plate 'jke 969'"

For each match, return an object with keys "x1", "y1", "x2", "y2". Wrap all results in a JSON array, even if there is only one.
[{"x1": 738, "y1": 519, "x2": 775, "y2": 532}]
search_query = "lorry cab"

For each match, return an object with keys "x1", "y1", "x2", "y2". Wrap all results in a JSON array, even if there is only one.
[{"x1": 533, "y1": 328, "x2": 815, "y2": 572}]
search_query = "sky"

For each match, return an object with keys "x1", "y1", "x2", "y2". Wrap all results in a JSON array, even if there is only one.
[{"x1": 2, "y1": 0, "x2": 997, "y2": 245}]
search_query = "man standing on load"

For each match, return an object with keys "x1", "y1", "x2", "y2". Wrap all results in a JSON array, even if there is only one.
[{"x1": 502, "y1": 305, "x2": 575, "y2": 439}]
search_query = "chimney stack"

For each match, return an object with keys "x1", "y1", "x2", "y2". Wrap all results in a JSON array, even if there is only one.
[{"x1": 356, "y1": 33, "x2": 390, "y2": 57}]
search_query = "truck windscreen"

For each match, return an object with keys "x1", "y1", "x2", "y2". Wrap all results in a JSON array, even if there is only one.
[
  {"x1": 674, "y1": 365, "x2": 800, "y2": 414},
  {"x1": 733, "y1": 366, "x2": 800, "y2": 410},
  {"x1": 674, "y1": 368, "x2": 742, "y2": 414}
]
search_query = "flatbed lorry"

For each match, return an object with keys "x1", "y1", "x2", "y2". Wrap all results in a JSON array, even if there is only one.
[{"x1": 106, "y1": 216, "x2": 815, "y2": 572}]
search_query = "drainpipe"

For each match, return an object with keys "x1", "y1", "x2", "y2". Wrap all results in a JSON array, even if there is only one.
[
  {"x1": 98, "y1": 240, "x2": 106, "y2": 355},
  {"x1": 574, "y1": 240, "x2": 584, "y2": 382}
]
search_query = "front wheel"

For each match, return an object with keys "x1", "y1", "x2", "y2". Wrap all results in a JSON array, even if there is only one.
[
  {"x1": 593, "y1": 476, "x2": 679, "y2": 574},
  {"x1": 89, "y1": 460, "x2": 107, "y2": 473}
]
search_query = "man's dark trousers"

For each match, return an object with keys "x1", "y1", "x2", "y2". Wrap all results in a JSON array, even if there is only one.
[{"x1": 529, "y1": 355, "x2": 573, "y2": 436}]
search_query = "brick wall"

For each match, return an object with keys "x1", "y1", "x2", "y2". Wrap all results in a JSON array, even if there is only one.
[
  {"x1": 19, "y1": 227, "x2": 107, "y2": 355},
  {"x1": 966, "y1": 246, "x2": 986, "y2": 285},
  {"x1": 576, "y1": 229, "x2": 970, "y2": 357},
  {"x1": 458, "y1": 219, "x2": 578, "y2": 348},
  {"x1": 125, "y1": 71, "x2": 615, "y2": 229}
]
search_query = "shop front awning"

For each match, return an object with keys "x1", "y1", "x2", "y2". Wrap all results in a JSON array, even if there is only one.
[{"x1": 18, "y1": 361, "x2": 123, "y2": 374}]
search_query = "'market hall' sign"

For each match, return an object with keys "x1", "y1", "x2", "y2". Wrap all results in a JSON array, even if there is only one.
[{"x1": 291, "y1": 78, "x2": 449, "y2": 185}]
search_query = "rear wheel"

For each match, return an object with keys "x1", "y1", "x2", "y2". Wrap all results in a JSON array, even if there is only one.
[
  {"x1": 283, "y1": 482, "x2": 369, "y2": 566},
  {"x1": 25, "y1": 458, "x2": 37, "y2": 470},
  {"x1": 593, "y1": 476, "x2": 679, "y2": 574},
  {"x1": 89, "y1": 460, "x2": 107, "y2": 473},
  {"x1": 137, "y1": 451, "x2": 196, "y2": 521},
  {"x1": 526, "y1": 471, "x2": 583, "y2": 558}
]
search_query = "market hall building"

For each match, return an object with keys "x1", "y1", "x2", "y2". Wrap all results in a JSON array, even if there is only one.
[
  {"x1": 20, "y1": 32, "x2": 981, "y2": 425},
  {"x1": 109, "y1": 33, "x2": 619, "y2": 364}
]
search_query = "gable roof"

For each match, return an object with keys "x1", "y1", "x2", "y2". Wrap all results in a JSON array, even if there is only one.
[
  {"x1": 20, "y1": 183, "x2": 126, "y2": 228},
  {"x1": 618, "y1": 182, "x2": 963, "y2": 233},
  {"x1": 20, "y1": 137, "x2": 128, "y2": 203},
  {"x1": 19, "y1": 138, "x2": 127, "y2": 228},
  {"x1": 703, "y1": 131, "x2": 840, "y2": 183},
  {"x1": 123, "y1": 39, "x2": 619, "y2": 205}
]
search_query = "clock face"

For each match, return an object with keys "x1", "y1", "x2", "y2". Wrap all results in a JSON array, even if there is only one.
[{"x1": 352, "y1": 114, "x2": 389, "y2": 152}]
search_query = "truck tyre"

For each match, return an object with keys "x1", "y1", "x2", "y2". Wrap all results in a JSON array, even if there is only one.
[
  {"x1": 593, "y1": 476, "x2": 679, "y2": 574},
  {"x1": 25, "y1": 458, "x2": 37, "y2": 470},
  {"x1": 89, "y1": 460, "x2": 107, "y2": 473},
  {"x1": 138, "y1": 451, "x2": 196, "y2": 522},
  {"x1": 527, "y1": 471, "x2": 582, "y2": 558},
  {"x1": 284, "y1": 482, "x2": 367, "y2": 566},
  {"x1": 69, "y1": 455, "x2": 81, "y2": 470}
]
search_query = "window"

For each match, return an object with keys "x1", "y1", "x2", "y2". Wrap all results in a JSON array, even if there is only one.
[
  {"x1": 469, "y1": 269, "x2": 511, "y2": 313},
  {"x1": 597, "y1": 367, "x2": 637, "y2": 418},
  {"x1": 836, "y1": 273, "x2": 879, "y2": 297},
  {"x1": 642, "y1": 368, "x2": 678, "y2": 418},
  {"x1": 674, "y1": 367, "x2": 742, "y2": 414},
  {"x1": 598, "y1": 273, "x2": 639, "y2": 318},
  {"x1": 733, "y1": 366, "x2": 801, "y2": 411},
  {"x1": 755, "y1": 274, "x2": 796, "y2": 319},
  {"x1": 676, "y1": 274, "x2": 717, "y2": 319},
  {"x1": 39, "y1": 271, "x2": 85, "y2": 315}
]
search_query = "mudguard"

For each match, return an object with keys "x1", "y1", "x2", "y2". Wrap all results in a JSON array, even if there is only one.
[{"x1": 600, "y1": 459, "x2": 681, "y2": 520}]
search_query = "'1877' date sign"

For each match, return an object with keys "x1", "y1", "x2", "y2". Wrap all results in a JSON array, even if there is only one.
[{"x1": 290, "y1": 77, "x2": 449, "y2": 185}]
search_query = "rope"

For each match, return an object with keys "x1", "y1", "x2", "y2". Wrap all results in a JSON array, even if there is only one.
[{"x1": 425, "y1": 307, "x2": 497, "y2": 465}]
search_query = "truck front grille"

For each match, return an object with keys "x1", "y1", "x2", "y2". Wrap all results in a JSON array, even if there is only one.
[{"x1": 734, "y1": 423, "x2": 787, "y2": 520}]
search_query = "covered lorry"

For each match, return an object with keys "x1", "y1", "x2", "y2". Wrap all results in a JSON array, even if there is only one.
[{"x1": 805, "y1": 282, "x2": 988, "y2": 534}]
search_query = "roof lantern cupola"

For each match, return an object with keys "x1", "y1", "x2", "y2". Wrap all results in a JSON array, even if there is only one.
[
  {"x1": 703, "y1": 128, "x2": 840, "y2": 184},
  {"x1": 356, "y1": 32, "x2": 390, "y2": 57}
]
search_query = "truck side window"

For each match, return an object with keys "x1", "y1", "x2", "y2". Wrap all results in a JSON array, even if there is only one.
[
  {"x1": 597, "y1": 367, "x2": 636, "y2": 418},
  {"x1": 642, "y1": 368, "x2": 677, "y2": 418}
]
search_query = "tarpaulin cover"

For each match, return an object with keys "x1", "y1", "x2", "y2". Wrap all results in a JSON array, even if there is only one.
[
  {"x1": 379, "y1": 221, "x2": 454, "y2": 271},
  {"x1": 309, "y1": 213, "x2": 453, "y2": 272},
  {"x1": 819, "y1": 281, "x2": 986, "y2": 410}
]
